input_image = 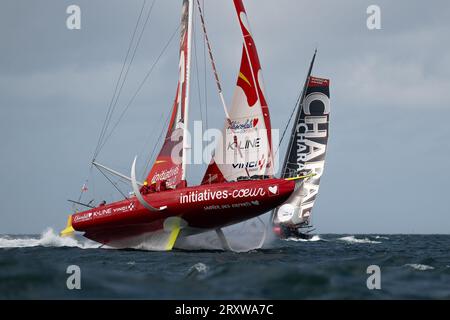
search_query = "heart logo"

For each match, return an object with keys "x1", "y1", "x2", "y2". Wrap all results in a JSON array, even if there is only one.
[
  {"x1": 268, "y1": 185, "x2": 278, "y2": 195},
  {"x1": 253, "y1": 118, "x2": 259, "y2": 127}
]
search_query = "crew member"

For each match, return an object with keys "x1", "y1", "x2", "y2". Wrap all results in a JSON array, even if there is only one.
[{"x1": 140, "y1": 181, "x2": 151, "y2": 195}]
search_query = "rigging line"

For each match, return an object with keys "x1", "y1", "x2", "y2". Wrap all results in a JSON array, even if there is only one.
[
  {"x1": 102, "y1": 0, "x2": 156, "y2": 142},
  {"x1": 138, "y1": 110, "x2": 164, "y2": 177},
  {"x1": 96, "y1": 166, "x2": 129, "y2": 200},
  {"x1": 275, "y1": 84, "x2": 303, "y2": 156},
  {"x1": 95, "y1": 0, "x2": 156, "y2": 161},
  {"x1": 202, "y1": 0, "x2": 209, "y2": 140},
  {"x1": 76, "y1": 179, "x2": 89, "y2": 203},
  {"x1": 93, "y1": 0, "x2": 147, "y2": 161},
  {"x1": 276, "y1": 50, "x2": 317, "y2": 178},
  {"x1": 75, "y1": 164, "x2": 94, "y2": 212},
  {"x1": 116, "y1": 179, "x2": 131, "y2": 187},
  {"x1": 274, "y1": 60, "x2": 314, "y2": 157},
  {"x1": 196, "y1": 0, "x2": 229, "y2": 119},
  {"x1": 140, "y1": 110, "x2": 167, "y2": 180},
  {"x1": 96, "y1": 22, "x2": 182, "y2": 154},
  {"x1": 94, "y1": 0, "x2": 157, "y2": 160},
  {"x1": 142, "y1": 107, "x2": 172, "y2": 179}
]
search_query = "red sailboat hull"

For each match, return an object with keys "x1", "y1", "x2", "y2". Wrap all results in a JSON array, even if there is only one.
[{"x1": 71, "y1": 178, "x2": 295, "y2": 246}]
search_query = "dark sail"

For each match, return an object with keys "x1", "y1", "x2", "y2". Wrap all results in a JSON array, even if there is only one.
[
  {"x1": 283, "y1": 76, "x2": 330, "y2": 179},
  {"x1": 272, "y1": 54, "x2": 331, "y2": 238}
]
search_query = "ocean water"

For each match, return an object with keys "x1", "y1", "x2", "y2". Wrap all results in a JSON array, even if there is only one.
[{"x1": 0, "y1": 229, "x2": 449, "y2": 299}]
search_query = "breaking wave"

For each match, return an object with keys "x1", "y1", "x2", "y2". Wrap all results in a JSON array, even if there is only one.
[
  {"x1": 404, "y1": 264, "x2": 435, "y2": 271},
  {"x1": 285, "y1": 235, "x2": 322, "y2": 242},
  {"x1": 0, "y1": 228, "x2": 99, "y2": 249},
  {"x1": 338, "y1": 236, "x2": 381, "y2": 244},
  {"x1": 188, "y1": 263, "x2": 208, "y2": 274},
  {"x1": 185, "y1": 263, "x2": 209, "y2": 280}
]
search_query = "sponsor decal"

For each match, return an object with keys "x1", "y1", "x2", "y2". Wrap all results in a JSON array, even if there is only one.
[
  {"x1": 112, "y1": 202, "x2": 136, "y2": 214},
  {"x1": 232, "y1": 155, "x2": 266, "y2": 171},
  {"x1": 151, "y1": 166, "x2": 180, "y2": 184},
  {"x1": 203, "y1": 200, "x2": 261, "y2": 211},
  {"x1": 73, "y1": 212, "x2": 92, "y2": 222},
  {"x1": 227, "y1": 118, "x2": 259, "y2": 130},
  {"x1": 227, "y1": 137, "x2": 261, "y2": 151},
  {"x1": 295, "y1": 119, "x2": 327, "y2": 171},
  {"x1": 279, "y1": 79, "x2": 330, "y2": 223},
  {"x1": 268, "y1": 185, "x2": 279, "y2": 196},
  {"x1": 204, "y1": 204, "x2": 221, "y2": 210},
  {"x1": 232, "y1": 202, "x2": 252, "y2": 209},
  {"x1": 277, "y1": 204, "x2": 295, "y2": 222},
  {"x1": 295, "y1": 91, "x2": 330, "y2": 173},
  {"x1": 180, "y1": 187, "x2": 266, "y2": 204},
  {"x1": 92, "y1": 208, "x2": 112, "y2": 218},
  {"x1": 299, "y1": 200, "x2": 314, "y2": 219},
  {"x1": 75, "y1": 202, "x2": 138, "y2": 221},
  {"x1": 294, "y1": 91, "x2": 330, "y2": 218}
]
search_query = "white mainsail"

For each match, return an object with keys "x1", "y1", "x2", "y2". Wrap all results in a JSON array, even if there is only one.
[{"x1": 202, "y1": 0, "x2": 273, "y2": 184}]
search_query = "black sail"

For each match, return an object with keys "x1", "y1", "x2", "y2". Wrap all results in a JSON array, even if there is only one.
[{"x1": 272, "y1": 54, "x2": 331, "y2": 239}]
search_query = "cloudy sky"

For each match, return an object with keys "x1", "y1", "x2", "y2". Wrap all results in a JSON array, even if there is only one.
[{"x1": 1, "y1": 0, "x2": 449, "y2": 234}]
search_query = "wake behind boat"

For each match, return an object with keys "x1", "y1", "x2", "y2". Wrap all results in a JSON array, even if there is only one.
[{"x1": 61, "y1": 0, "x2": 331, "y2": 250}]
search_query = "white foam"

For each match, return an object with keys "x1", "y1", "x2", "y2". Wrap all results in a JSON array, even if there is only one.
[
  {"x1": 190, "y1": 262, "x2": 208, "y2": 274},
  {"x1": 404, "y1": 264, "x2": 435, "y2": 271},
  {"x1": 338, "y1": 236, "x2": 381, "y2": 244},
  {"x1": 186, "y1": 262, "x2": 209, "y2": 279},
  {"x1": 0, "y1": 228, "x2": 99, "y2": 249},
  {"x1": 374, "y1": 235, "x2": 390, "y2": 240},
  {"x1": 285, "y1": 235, "x2": 322, "y2": 242}
]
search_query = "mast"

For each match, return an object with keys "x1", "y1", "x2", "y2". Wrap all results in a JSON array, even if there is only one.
[
  {"x1": 181, "y1": 0, "x2": 194, "y2": 181},
  {"x1": 144, "y1": 0, "x2": 194, "y2": 189},
  {"x1": 281, "y1": 50, "x2": 317, "y2": 178}
]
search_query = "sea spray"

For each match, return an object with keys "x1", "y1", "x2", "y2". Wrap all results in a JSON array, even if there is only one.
[
  {"x1": 338, "y1": 236, "x2": 381, "y2": 244},
  {"x1": 404, "y1": 264, "x2": 435, "y2": 271},
  {"x1": 285, "y1": 235, "x2": 322, "y2": 242},
  {"x1": 0, "y1": 228, "x2": 99, "y2": 249},
  {"x1": 175, "y1": 217, "x2": 268, "y2": 252}
]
